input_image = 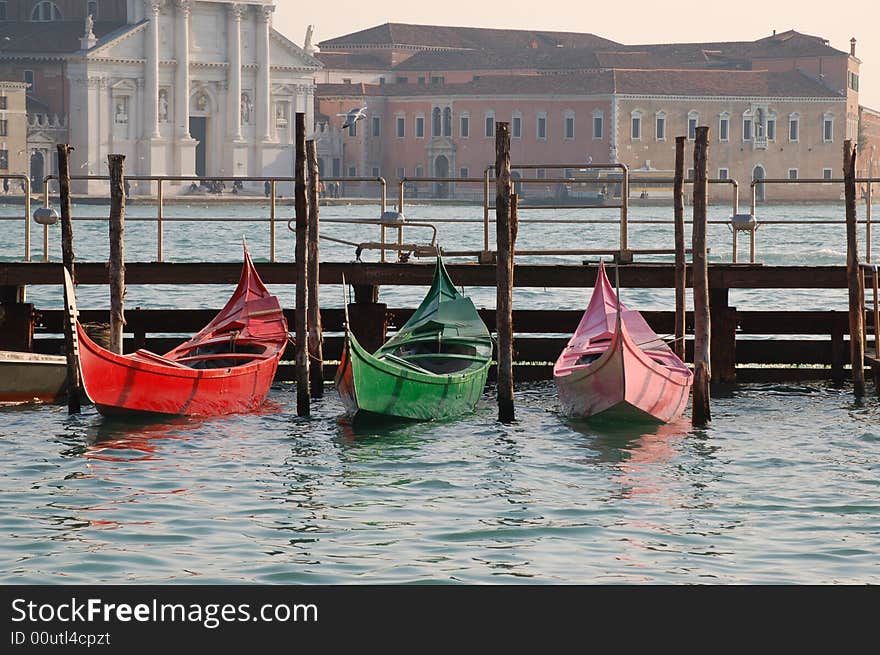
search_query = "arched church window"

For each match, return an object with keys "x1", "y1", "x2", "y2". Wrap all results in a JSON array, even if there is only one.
[
  {"x1": 31, "y1": 1, "x2": 62, "y2": 21},
  {"x1": 432, "y1": 107, "x2": 441, "y2": 137},
  {"x1": 442, "y1": 107, "x2": 452, "y2": 137}
]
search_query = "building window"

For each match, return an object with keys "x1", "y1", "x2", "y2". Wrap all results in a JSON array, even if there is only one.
[
  {"x1": 0, "y1": 2, "x2": 7, "y2": 20},
  {"x1": 823, "y1": 114, "x2": 834, "y2": 142},
  {"x1": 342, "y1": 78, "x2": 351, "y2": 84},
  {"x1": 443, "y1": 107, "x2": 452, "y2": 137},
  {"x1": 87, "y1": 1, "x2": 98, "y2": 18},
  {"x1": 789, "y1": 114, "x2": 799, "y2": 142},
  {"x1": 396, "y1": 167, "x2": 405, "y2": 180},
  {"x1": 348, "y1": 120, "x2": 357, "y2": 137},
  {"x1": 0, "y1": 96, "x2": 6, "y2": 110},
  {"x1": 396, "y1": 76, "x2": 408, "y2": 84},
  {"x1": 432, "y1": 107, "x2": 441, "y2": 137},
  {"x1": 767, "y1": 115, "x2": 776, "y2": 141},
  {"x1": 512, "y1": 114, "x2": 522, "y2": 139},
  {"x1": 396, "y1": 116, "x2": 405, "y2": 138},
  {"x1": 415, "y1": 115, "x2": 424, "y2": 138},
  {"x1": 372, "y1": 116, "x2": 380, "y2": 137},
  {"x1": 536, "y1": 168, "x2": 545, "y2": 179},
  {"x1": 687, "y1": 111, "x2": 699, "y2": 140},
  {"x1": 742, "y1": 116, "x2": 752, "y2": 141},
  {"x1": 655, "y1": 112, "x2": 665, "y2": 141},
  {"x1": 719, "y1": 113, "x2": 729, "y2": 141},
  {"x1": 849, "y1": 71, "x2": 859, "y2": 91},
  {"x1": 415, "y1": 165, "x2": 423, "y2": 177},
  {"x1": 23, "y1": 70, "x2": 34, "y2": 91},
  {"x1": 593, "y1": 110, "x2": 603, "y2": 139},
  {"x1": 0, "y1": 120, "x2": 7, "y2": 136},
  {"x1": 823, "y1": 167, "x2": 833, "y2": 180},
  {"x1": 431, "y1": 76, "x2": 444, "y2": 85},
  {"x1": 536, "y1": 113, "x2": 547, "y2": 140},
  {"x1": 460, "y1": 114, "x2": 469, "y2": 138},
  {"x1": 378, "y1": 77, "x2": 385, "y2": 86},
  {"x1": 788, "y1": 168, "x2": 798, "y2": 180},
  {"x1": 0, "y1": 149, "x2": 8, "y2": 169},
  {"x1": 631, "y1": 111, "x2": 641, "y2": 140},
  {"x1": 348, "y1": 166, "x2": 356, "y2": 177},
  {"x1": 718, "y1": 168, "x2": 729, "y2": 180},
  {"x1": 417, "y1": 76, "x2": 425, "y2": 85},
  {"x1": 332, "y1": 158, "x2": 340, "y2": 177},
  {"x1": 687, "y1": 168, "x2": 694, "y2": 181},
  {"x1": 485, "y1": 113, "x2": 495, "y2": 137},
  {"x1": 564, "y1": 112, "x2": 574, "y2": 139},
  {"x1": 31, "y1": 1, "x2": 62, "y2": 21},
  {"x1": 460, "y1": 167, "x2": 468, "y2": 178},
  {"x1": 371, "y1": 166, "x2": 380, "y2": 177}
]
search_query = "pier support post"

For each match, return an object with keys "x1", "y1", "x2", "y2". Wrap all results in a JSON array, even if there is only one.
[
  {"x1": 692, "y1": 126, "x2": 711, "y2": 426},
  {"x1": 58, "y1": 144, "x2": 81, "y2": 414},
  {"x1": 294, "y1": 112, "x2": 310, "y2": 416},
  {"x1": 844, "y1": 139, "x2": 865, "y2": 396},
  {"x1": 306, "y1": 139, "x2": 324, "y2": 398},
  {"x1": 495, "y1": 121, "x2": 515, "y2": 423},
  {"x1": 710, "y1": 288, "x2": 736, "y2": 383},
  {"x1": 673, "y1": 136, "x2": 687, "y2": 362},
  {"x1": 108, "y1": 154, "x2": 126, "y2": 355}
]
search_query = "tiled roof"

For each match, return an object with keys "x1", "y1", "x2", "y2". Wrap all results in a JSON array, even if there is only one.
[
  {"x1": 319, "y1": 22, "x2": 621, "y2": 51},
  {"x1": 612, "y1": 69, "x2": 842, "y2": 97},
  {"x1": 392, "y1": 47, "x2": 601, "y2": 71},
  {"x1": 314, "y1": 52, "x2": 388, "y2": 70},
  {"x1": 0, "y1": 20, "x2": 126, "y2": 55}
]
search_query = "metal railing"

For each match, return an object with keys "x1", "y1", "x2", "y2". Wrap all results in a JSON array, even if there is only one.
[
  {"x1": 0, "y1": 175, "x2": 32, "y2": 261},
  {"x1": 34, "y1": 174, "x2": 386, "y2": 263}
]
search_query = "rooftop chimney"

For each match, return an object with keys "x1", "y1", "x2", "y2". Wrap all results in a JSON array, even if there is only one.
[{"x1": 850, "y1": 37, "x2": 856, "y2": 56}]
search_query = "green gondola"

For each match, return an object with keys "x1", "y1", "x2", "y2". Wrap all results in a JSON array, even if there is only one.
[{"x1": 335, "y1": 255, "x2": 493, "y2": 421}]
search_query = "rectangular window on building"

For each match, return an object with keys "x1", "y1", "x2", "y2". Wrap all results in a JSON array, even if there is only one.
[
  {"x1": 849, "y1": 71, "x2": 859, "y2": 91},
  {"x1": 0, "y1": 120, "x2": 7, "y2": 137},
  {"x1": 371, "y1": 166, "x2": 380, "y2": 177},
  {"x1": 512, "y1": 116, "x2": 521, "y2": 138},
  {"x1": 593, "y1": 116, "x2": 603, "y2": 139},
  {"x1": 378, "y1": 77, "x2": 385, "y2": 85},
  {"x1": 396, "y1": 117, "x2": 405, "y2": 138},
  {"x1": 564, "y1": 116, "x2": 574, "y2": 139},
  {"x1": 0, "y1": 2, "x2": 7, "y2": 20},
  {"x1": 537, "y1": 115, "x2": 547, "y2": 140},
  {"x1": 332, "y1": 158, "x2": 341, "y2": 177},
  {"x1": 485, "y1": 115, "x2": 495, "y2": 137},
  {"x1": 396, "y1": 167, "x2": 405, "y2": 180},
  {"x1": 415, "y1": 165, "x2": 423, "y2": 177},
  {"x1": 460, "y1": 115, "x2": 469, "y2": 138},
  {"x1": 767, "y1": 118, "x2": 776, "y2": 141},
  {"x1": 0, "y1": 96, "x2": 6, "y2": 110},
  {"x1": 687, "y1": 168, "x2": 694, "y2": 181},
  {"x1": 788, "y1": 168, "x2": 798, "y2": 180},
  {"x1": 688, "y1": 118, "x2": 697, "y2": 140},
  {"x1": 372, "y1": 116, "x2": 380, "y2": 137},
  {"x1": 536, "y1": 169, "x2": 545, "y2": 179},
  {"x1": 348, "y1": 166, "x2": 356, "y2": 177},
  {"x1": 719, "y1": 117, "x2": 729, "y2": 141},
  {"x1": 431, "y1": 76, "x2": 444, "y2": 84},
  {"x1": 655, "y1": 116, "x2": 665, "y2": 140},
  {"x1": 631, "y1": 116, "x2": 641, "y2": 140},
  {"x1": 348, "y1": 121, "x2": 357, "y2": 137},
  {"x1": 789, "y1": 117, "x2": 799, "y2": 141},
  {"x1": 743, "y1": 118, "x2": 752, "y2": 141},
  {"x1": 397, "y1": 76, "x2": 408, "y2": 84},
  {"x1": 823, "y1": 167, "x2": 833, "y2": 181},
  {"x1": 417, "y1": 76, "x2": 425, "y2": 85},
  {"x1": 824, "y1": 118, "x2": 833, "y2": 142},
  {"x1": 415, "y1": 116, "x2": 425, "y2": 138},
  {"x1": 342, "y1": 78, "x2": 351, "y2": 84},
  {"x1": 460, "y1": 167, "x2": 468, "y2": 178},
  {"x1": 718, "y1": 168, "x2": 729, "y2": 180},
  {"x1": 0, "y1": 149, "x2": 8, "y2": 170}
]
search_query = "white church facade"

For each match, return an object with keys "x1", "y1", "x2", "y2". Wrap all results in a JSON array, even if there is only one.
[{"x1": 41, "y1": 0, "x2": 319, "y2": 193}]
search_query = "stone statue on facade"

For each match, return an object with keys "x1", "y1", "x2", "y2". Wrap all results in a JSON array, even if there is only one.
[
  {"x1": 84, "y1": 14, "x2": 95, "y2": 40},
  {"x1": 304, "y1": 25, "x2": 316, "y2": 55},
  {"x1": 241, "y1": 93, "x2": 252, "y2": 124},
  {"x1": 158, "y1": 89, "x2": 169, "y2": 122}
]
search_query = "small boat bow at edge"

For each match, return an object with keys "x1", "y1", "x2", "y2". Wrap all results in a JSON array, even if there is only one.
[
  {"x1": 75, "y1": 245, "x2": 289, "y2": 417},
  {"x1": 554, "y1": 261, "x2": 693, "y2": 423}
]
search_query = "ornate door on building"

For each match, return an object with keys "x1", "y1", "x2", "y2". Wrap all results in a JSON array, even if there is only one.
[
  {"x1": 190, "y1": 117, "x2": 207, "y2": 178},
  {"x1": 753, "y1": 165, "x2": 765, "y2": 202},
  {"x1": 434, "y1": 155, "x2": 449, "y2": 198}
]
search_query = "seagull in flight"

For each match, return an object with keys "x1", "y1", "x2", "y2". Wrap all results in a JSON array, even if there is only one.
[{"x1": 338, "y1": 106, "x2": 367, "y2": 130}]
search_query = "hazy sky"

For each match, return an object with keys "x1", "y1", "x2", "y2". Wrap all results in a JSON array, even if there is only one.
[{"x1": 274, "y1": 0, "x2": 879, "y2": 111}]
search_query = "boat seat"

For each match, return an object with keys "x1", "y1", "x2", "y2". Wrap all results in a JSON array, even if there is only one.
[
  {"x1": 403, "y1": 353, "x2": 486, "y2": 362},
  {"x1": 129, "y1": 349, "x2": 191, "y2": 369},
  {"x1": 380, "y1": 353, "x2": 434, "y2": 374},
  {"x1": 175, "y1": 353, "x2": 263, "y2": 364}
]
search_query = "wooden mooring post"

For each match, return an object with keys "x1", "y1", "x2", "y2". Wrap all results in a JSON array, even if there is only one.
[
  {"x1": 691, "y1": 126, "x2": 711, "y2": 426},
  {"x1": 673, "y1": 136, "x2": 686, "y2": 362},
  {"x1": 108, "y1": 154, "x2": 126, "y2": 355},
  {"x1": 495, "y1": 121, "x2": 515, "y2": 422},
  {"x1": 294, "y1": 112, "x2": 310, "y2": 416},
  {"x1": 844, "y1": 139, "x2": 865, "y2": 396},
  {"x1": 58, "y1": 143, "x2": 81, "y2": 414},
  {"x1": 305, "y1": 139, "x2": 324, "y2": 398}
]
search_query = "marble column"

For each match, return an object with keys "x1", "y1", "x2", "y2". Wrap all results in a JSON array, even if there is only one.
[
  {"x1": 227, "y1": 3, "x2": 244, "y2": 140},
  {"x1": 174, "y1": 0, "x2": 191, "y2": 139},
  {"x1": 256, "y1": 4, "x2": 273, "y2": 142},
  {"x1": 144, "y1": 0, "x2": 162, "y2": 139}
]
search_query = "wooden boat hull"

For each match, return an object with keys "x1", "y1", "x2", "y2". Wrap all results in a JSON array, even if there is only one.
[
  {"x1": 0, "y1": 351, "x2": 67, "y2": 403},
  {"x1": 336, "y1": 330, "x2": 490, "y2": 421},
  {"x1": 77, "y1": 325, "x2": 282, "y2": 416},
  {"x1": 554, "y1": 325, "x2": 691, "y2": 423}
]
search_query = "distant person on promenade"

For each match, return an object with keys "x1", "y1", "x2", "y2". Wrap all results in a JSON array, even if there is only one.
[{"x1": 264, "y1": 180, "x2": 271, "y2": 197}]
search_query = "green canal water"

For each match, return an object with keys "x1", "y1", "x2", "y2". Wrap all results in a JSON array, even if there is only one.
[{"x1": 1, "y1": 201, "x2": 878, "y2": 583}]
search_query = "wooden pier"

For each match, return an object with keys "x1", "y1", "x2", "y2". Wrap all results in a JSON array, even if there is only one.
[{"x1": 1, "y1": 261, "x2": 872, "y2": 385}]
